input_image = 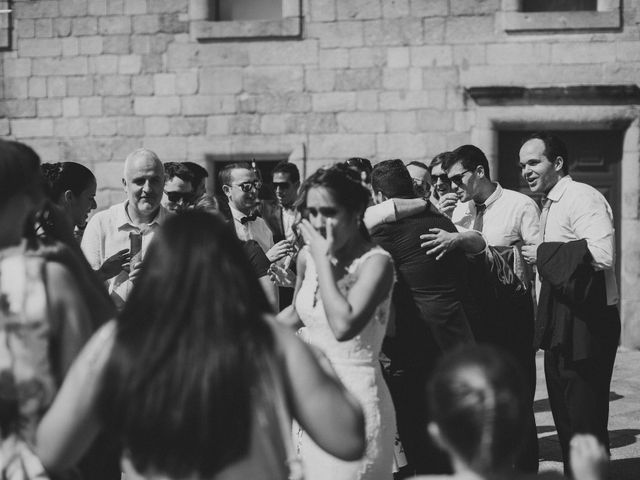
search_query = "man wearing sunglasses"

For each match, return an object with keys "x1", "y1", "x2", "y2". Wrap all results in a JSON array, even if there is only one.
[
  {"x1": 162, "y1": 162, "x2": 196, "y2": 213},
  {"x1": 220, "y1": 162, "x2": 293, "y2": 264},
  {"x1": 425, "y1": 144, "x2": 541, "y2": 473}
]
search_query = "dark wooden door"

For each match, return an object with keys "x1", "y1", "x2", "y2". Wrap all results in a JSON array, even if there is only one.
[{"x1": 498, "y1": 129, "x2": 622, "y2": 282}]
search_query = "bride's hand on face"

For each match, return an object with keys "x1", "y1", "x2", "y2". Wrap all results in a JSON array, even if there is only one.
[{"x1": 299, "y1": 218, "x2": 335, "y2": 262}]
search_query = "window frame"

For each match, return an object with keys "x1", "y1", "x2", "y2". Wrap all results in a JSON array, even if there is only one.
[
  {"x1": 190, "y1": 0, "x2": 302, "y2": 41},
  {"x1": 499, "y1": 0, "x2": 621, "y2": 32}
]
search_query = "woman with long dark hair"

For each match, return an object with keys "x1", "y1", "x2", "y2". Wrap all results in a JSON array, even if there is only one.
[
  {"x1": 416, "y1": 345, "x2": 607, "y2": 480},
  {"x1": 0, "y1": 139, "x2": 92, "y2": 476},
  {"x1": 279, "y1": 164, "x2": 397, "y2": 479},
  {"x1": 37, "y1": 211, "x2": 365, "y2": 479},
  {"x1": 40, "y1": 161, "x2": 97, "y2": 240}
]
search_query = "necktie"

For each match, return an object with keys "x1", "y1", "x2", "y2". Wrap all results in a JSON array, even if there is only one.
[
  {"x1": 473, "y1": 204, "x2": 486, "y2": 232},
  {"x1": 539, "y1": 196, "x2": 552, "y2": 242},
  {"x1": 240, "y1": 213, "x2": 261, "y2": 224}
]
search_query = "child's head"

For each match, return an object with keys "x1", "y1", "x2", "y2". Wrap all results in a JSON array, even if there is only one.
[{"x1": 428, "y1": 345, "x2": 527, "y2": 472}]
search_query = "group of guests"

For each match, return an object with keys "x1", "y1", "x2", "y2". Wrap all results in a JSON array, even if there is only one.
[{"x1": 0, "y1": 132, "x2": 616, "y2": 480}]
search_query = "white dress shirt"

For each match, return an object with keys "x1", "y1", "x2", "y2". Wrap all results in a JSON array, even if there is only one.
[
  {"x1": 230, "y1": 204, "x2": 274, "y2": 254},
  {"x1": 282, "y1": 207, "x2": 297, "y2": 242},
  {"x1": 364, "y1": 199, "x2": 396, "y2": 231},
  {"x1": 542, "y1": 176, "x2": 618, "y2": 305},
  {"x1": 451, "y1": 183, "x2": 540, "y2": 247},
  {"x1": 81, "y1": 201, "x2": 169, "y2": 309}
]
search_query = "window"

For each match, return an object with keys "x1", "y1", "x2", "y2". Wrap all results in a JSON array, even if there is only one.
[
  {"x1": 500, "y1": 0, "x2": 621, "y2": 32},
  {"x1": 521, "y1": 0, "x2": 596, "y2": 12},
  {"x1": 211, "y1": 0, "x2": 282, "y2": 21},
  {"x1": 0, "y1": 1, "x2": 11, "y2": 50},
  {"x1": 191, "y1": 0, "x2": 302, "y2": 41}
]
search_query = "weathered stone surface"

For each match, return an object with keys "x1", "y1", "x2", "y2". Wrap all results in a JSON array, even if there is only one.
[
  {"x1": 0, "y1": 100, "x2": 37, "y2": 118},
  {"x1": 312, "y1": 92, "x2": 357, "y2": 112},
  {"x1": 35, "y1": 19, "x2": 54, "y2": 38},
  {"x1": 12, "y1": 118, "x2": 55, "y2": 137},
  {"x1": 181, "y1": 95, "x2": 236, "y2": 116},
  {"x1": 199, "y1": 67, "x2": 244, "y2": 94},
  {"x1": 335, "y1": 68, "x2": 382, "y2": 91},
  {"x1": 243, "y1": 66, "x2": 304, "y2": 94},
  {"x1": 95, "y1": 75, "x2": 131, "y2": 96},
  {"x1": 337, "y1": 0, "x2": 382, "y2": 21},
  {"x1": 28, "y1": 78, "x2": 48, "y2": 98},
  {"x1": 337, "y1": 112, "x2": 385, "y2": 133},
  {"x1": 349, "y1": 47, "x2": 386, "y2": 68},
  {"x1": 307, "y1": 21, "x2": 364, "y2": 48},
  {"x1": 67, "y1": 76, "x2": 94, "y2": 96},
  {"x1": 18, "y1": 38, "x2": 62, "y2": 57}
]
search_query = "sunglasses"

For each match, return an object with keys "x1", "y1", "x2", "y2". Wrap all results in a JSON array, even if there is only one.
[
  {"x1": 165, "y1": 191, "x2": 195, "y2": 203},
  {"x1": 431, "y1": 174, "x2": 451, "y2": 184},
  {"x1": 304, "y1": 207, "x2": 338, "y2": 218},
  {"x1": 273, "y1": 181, "x2": 292, "y2": 190},
  {"x1": 232, "y1": 181, "x2": 262, "y2": 193},
  {"x1": 448, "y1": 169, "x2": 473, "y2": 186}
]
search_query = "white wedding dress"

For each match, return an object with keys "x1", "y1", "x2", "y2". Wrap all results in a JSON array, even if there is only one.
[{"x1": 295, "y1": 246, "x2": 397, "y2": 480}]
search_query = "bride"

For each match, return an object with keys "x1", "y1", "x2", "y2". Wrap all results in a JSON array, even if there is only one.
[{"x1": 279, "y1": 164, "x2": 397, "y2": 480}]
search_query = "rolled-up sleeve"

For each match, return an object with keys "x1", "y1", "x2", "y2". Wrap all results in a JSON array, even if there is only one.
[
  {"x1": 364, "y1": 200, "x2": 396, "y2": 231},
  {"x1": 518, "y1": 200, "x2": 541, "y2": 246}
]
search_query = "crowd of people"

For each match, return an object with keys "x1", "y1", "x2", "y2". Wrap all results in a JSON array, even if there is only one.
[{"x1": 0, "y1": 132, "x2": 617, "y2": 480}]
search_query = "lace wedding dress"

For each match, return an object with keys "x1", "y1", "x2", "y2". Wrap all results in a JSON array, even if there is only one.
[{"x1": 295, "y1": 246, "x2": 397, "y2": 480}]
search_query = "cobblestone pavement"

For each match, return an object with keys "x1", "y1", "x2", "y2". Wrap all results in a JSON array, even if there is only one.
[{"x1": 536, "y1": 348, "x2": 640, "y2": 479}]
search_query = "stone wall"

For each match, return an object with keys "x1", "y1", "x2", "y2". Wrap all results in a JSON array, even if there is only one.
[{"x1": 2, "y1": 0, "x2": 640, "y2": 345}]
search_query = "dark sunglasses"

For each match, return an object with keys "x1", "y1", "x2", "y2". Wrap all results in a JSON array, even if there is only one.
[
  {"x1": 273, "y1": 181, "x2": 292, "y2": 190},
  {"x1": 449, "y1": 169, "x2": 473, "y2": 186},
  {"x1": 232, "y1": 181, "x2": 262, "y2": 193},
  {"x1": 432, "y1": 174, "x2": 451, "y2": 184},
  {"x1": 165, "y1": 191, "x2": 195, "y2": 203},
  {"x1": 304, "y1": 207, "x2": 338, "y2": 218}
]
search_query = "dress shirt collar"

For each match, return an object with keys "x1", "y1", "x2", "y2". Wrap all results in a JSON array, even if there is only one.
[
  {"x1": 115, "y1": 201, "x2": 168, "y2": 231},
  {"x1": 230, "y1": 204, "x2": 253, "y2": 224},
  {"x1": 471, "y1": 182, "x2": 502, "y2": 212},
  {"x1": 546, "y1": 175, "x2": 573, "y2": 203}
]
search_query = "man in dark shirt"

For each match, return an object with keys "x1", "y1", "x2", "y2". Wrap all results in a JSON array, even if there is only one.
[{"x1": 369, "y1": 159, "x2": 477, "y2": 477}]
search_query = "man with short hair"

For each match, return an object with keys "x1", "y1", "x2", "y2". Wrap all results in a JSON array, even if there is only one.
[
  {"x1": 426, "y1": 144, "x2": 541, "y2": 472},
  {"x1": 428, "y1": 152, "x2": 457, "y2": 217},
  {"x1": 370, "y1": 159, "x2": 479, "y2": 477},
  {"x1": 82, "y1": 148, "x2": 168, "y2": 309},
  {"x1": 183, "y1": 161, "x2": 208, "y2": 199},
  {"x1": 162, "y1": 162, "x2": 196, "y2": 213},
  {"x1": 265, "y1": 161, "x2": 300, "y2": 243},
  {"x1": 220, "y1": 162, "x2": 292, "y2": 263},
  {"x1": 405, "y1": 161, "x2": 431, "y2": 200},
  {"x1": 519, "y1": 132, "x2": 620, "y2": 475}
]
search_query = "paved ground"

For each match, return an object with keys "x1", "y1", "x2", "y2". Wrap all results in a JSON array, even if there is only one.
[{"x1": 536, "y1": 348, "x2": 640, "y2": 479}]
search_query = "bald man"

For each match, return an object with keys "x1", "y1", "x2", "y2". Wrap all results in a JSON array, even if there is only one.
[{"x1": 81, "y1": 148, "x2": 169, "y2": 309}]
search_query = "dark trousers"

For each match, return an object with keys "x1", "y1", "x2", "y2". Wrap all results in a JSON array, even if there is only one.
[
  {"x1": 383, "y1": 367, "x2": 451, "y2": 478},
  {"x1": 544, "y1": 308, "x2": 620, "y2": 475}
]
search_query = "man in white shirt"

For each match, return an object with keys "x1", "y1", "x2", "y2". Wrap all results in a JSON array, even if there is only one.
[
  {"x1": 432, "y1": 144, "x2": 540, "y2": 472},
  {"x1": 445, "y1": 144, "x2": 540, "y2": 248},
  {"x1": 81, "y1": 148, "x2": 168, "y2": 309},
  {"x1": 519, "y1": 132, "x2": 620, "y2": 475},
  {"x1": 219, "y1": 162, "x2": 292, "y2": 262}
]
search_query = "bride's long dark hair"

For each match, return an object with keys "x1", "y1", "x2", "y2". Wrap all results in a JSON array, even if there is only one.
[{"x1": 98, "y1": 211, "x2": 274, "y2": 478}]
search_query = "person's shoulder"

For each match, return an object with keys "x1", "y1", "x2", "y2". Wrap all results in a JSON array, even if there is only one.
[
  {"x1": 86, "y1": 203, "x2": 123, "y2": 228},
  {"x1": 501, "y1": 187, "x2": 538, "y2": 206},
  {"x1": 564, "y1": 179, "x2": 609, "y2": 207}
]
